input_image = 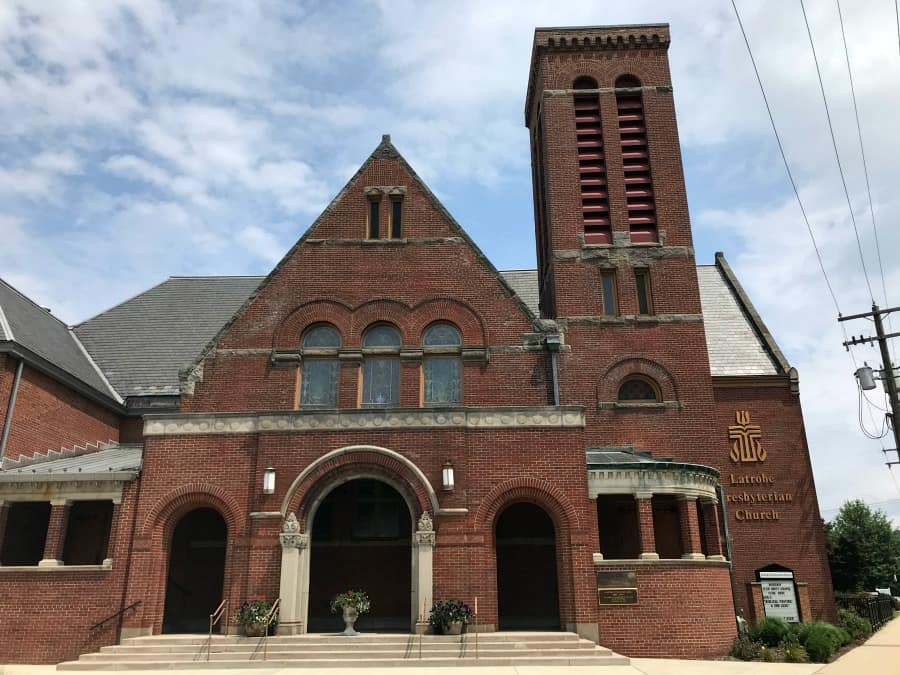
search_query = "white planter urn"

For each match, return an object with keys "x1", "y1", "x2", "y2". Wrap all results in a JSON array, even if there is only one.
[{"x1": 342, "y1": 606, "x2": 360, "y2": 636}]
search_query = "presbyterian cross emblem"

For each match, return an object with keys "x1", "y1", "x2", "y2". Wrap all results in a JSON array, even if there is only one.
[{"x1": 728, "y1": 410, "x2": 766, "y2": 463}]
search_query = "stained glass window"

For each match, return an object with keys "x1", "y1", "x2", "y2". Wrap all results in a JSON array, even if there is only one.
[
  {"x1": 363, "y1": 324, "x2": 401, "y2": 348},
  {"x1": 302, "y1": 324, "x2": 341, "y2": 348},
  {"x1": 362, "y1": 358, "x2": 399, "y2": 407},
  {"x1": 301, "y1": 359, "x2": 339, "y2": 407},
  {"x1": 618, "y1": 377, "x2": 659, "y2": 402},
  {"x1": 423, "y1": 323, "x2": 461, "y2": 347}
]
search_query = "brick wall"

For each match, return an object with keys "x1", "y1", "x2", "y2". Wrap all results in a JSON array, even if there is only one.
[
  {"x1": 0, "y1": 362, "x2": 120, "y2": 461},
  {"x1": 0, "y1": 482, "x2": 139, "y2": 664}
]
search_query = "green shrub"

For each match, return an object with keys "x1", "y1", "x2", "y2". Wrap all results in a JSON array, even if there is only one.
[
  {"x1": 783, "y1": 644, "x2": 809, "y2": 663},
  {"x1": 760, "y1": 644, "x2": 778, "y2": 662},
  {"x1": 730, "y1": 633, "x2": 761, "y2": 661},
  {"x1": 749, "y1": 617, "x2": 791, "y2": 647},
  {"x1": 802, "y1": 622, "x2": 849, "y2": 663},
  {"x1": 837, "y1": 607, "x2": 872, "y2": 641}
]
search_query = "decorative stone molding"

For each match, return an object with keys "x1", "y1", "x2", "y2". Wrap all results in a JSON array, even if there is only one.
[
  {"x1": 417, "y1": 511, "x2": 433, "y2": 532},
  {"x1": 414, "y1": 530, "x2": 436, "y2": 546},
  {"x1": 587, "y1": 467, "x2": 719, "y2": 501},
  {"x1": 0, "y1": 481, "x2": 130, "y2": 502},
  {"x1": 280, "y1": 532, "x2": 309, "y2": 550},
  {"x1": 144, "y1": 406, "x2": 585, "y2": 436}
]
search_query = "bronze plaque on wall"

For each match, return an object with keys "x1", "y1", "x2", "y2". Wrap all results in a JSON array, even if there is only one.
[
  {"x1": 598, "y1": 588, "x2": 638, "y2": 605},
  {"x1": 596, "y1": 571, "x2": 637, "y2": 588}
]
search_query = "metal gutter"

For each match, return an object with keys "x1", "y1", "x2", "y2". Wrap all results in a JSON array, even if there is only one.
[{"x1": 0, "y1": 358, "x2": 24, "y2": 459}]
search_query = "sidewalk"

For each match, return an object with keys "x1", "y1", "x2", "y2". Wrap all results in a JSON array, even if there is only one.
[{"x1": 1, "y1": 618, "x2": 897, "y2": 675}]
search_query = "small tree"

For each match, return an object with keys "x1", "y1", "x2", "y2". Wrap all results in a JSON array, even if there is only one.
[{"x1": 826, "y1": 500, "x2": 900, "y2": 593}]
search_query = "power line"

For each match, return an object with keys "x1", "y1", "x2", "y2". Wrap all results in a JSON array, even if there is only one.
[
  {"x1": 835, "y1": 0, "x2": 896, "y2": 362},
  {"x1": 799, "y1": 0, "x2": 875, "y2": 302},
  {"x1": 730, "y1": 0, "x2": 842, "y2": 315},
  {"x1": 896, "y1": 0, "x2": 900, "y2": 58}
]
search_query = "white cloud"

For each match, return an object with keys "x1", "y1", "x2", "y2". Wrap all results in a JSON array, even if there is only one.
[{"x1": 236, "y1": 225, "x2": 286, "y2": 264}]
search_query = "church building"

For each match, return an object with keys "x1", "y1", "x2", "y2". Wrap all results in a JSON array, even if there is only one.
[{"x1": 0, "y1": 24, "x2": 834, "y2": 664}]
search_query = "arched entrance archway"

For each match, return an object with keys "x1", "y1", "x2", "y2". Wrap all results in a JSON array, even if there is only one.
[
  {"x1": 162, "y1": 507, "x2": 227, "y2": 633},
  {"x1": 307, "y1": 478, "x2": 412, "y2": 632},
  {"x1": 495, "y1": 502, "x2": 560, "y2": 630}
]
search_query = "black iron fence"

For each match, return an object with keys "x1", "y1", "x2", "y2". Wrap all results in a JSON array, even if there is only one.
[{"x1": 839, "y1": 594, "x2": 894, "y2": 631}]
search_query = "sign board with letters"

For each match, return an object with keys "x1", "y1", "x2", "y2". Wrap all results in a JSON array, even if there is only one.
[
  {"x1": 596, "y1": 570, "x2": 638, "y2": 605},
  {"x1": 758, "y1": 569, "x2": 799, "y2": 623}
]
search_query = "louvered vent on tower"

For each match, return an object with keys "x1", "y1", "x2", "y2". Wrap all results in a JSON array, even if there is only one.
[
  {"x1": 573, "y1": 77, "x2": 610, "y2": 244},
  {"x1": 616, "y1": 75, "x2": 657, "y2": 243}
]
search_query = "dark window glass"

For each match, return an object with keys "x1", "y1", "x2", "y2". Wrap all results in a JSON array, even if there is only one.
[
  {"x1": 635, "y1": 270, "x2": 652, "y2": 315},
  {"x1": 1, "y1": 502, "x2": 51, "y2": 566},
  {"x1": 363, "y1": 324, "x2": 401, "y2": 348},
  {"x1": 362, "y1": 357, "x2": 399, "y2": 407},
  {"x1": 301, "y1": 359, "x2": 339, "y2": 407},
  {"x1": 601, "y1": 271, "x2": 617, "y2": 316},
  {"x1": 62, "y1": 501, "x2": 113, "y2": 565},
  {"x1": 368, "y1": 199, "x2": 380, "y2": 239},
  {"x1": 424, "y1": 357, "x2": 461, "y2": 406},
  {"x1": 618, "y1": 378, "x2": 659, "y2": 401},
  {"x1": 423, "y1": 323, "x2": 461, "y2": 347},
  {"x1": 302, "y1": 324, "x2": 341, "y2": 348},
  {"x1": 391, "y1": 200, "x2": 402, "y2": 239}
]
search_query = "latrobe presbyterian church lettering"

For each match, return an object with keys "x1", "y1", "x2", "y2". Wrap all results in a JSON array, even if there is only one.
[{"x1": 726, "y1": 412, "x2": 794, "y2": 522}]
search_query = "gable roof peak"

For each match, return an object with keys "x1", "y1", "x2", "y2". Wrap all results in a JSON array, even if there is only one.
[{"x1": 371, "y1": 133, "x2": 401, "y2": 160}]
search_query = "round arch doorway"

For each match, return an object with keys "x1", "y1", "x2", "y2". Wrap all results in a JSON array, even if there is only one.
[
  {"x1": 307, "y1": 478, "x2": 412, "y2": 633},
  {"x1": 162, "y1": 507, "x2": 227, "y2": 633},
  {"x1": 495, "y1": 502, "x2": 561, "y2": 630}
]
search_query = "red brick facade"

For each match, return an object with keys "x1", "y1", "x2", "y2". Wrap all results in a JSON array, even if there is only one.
[{"x1": 0, "y1": 23, "x2": 833, "y2": 665}]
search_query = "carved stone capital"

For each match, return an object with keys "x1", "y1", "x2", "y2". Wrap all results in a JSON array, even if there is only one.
[
  {"x1": 280, "y1": 532, "x2": 309, "y2": 550},
  {"x1": 414, "y1": 530, "x2": 436, "y2": 547}
]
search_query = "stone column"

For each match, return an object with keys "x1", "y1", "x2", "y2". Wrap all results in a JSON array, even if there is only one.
[
  {"x1": 0, "y1": 501, "x2": 9, "y2": 564},
  {"x1": 412, "y1": 512, "x2": 435, "y2": 633},
  {"x1": 635, "y1": 493, "x2": 658, "y2": 560},
  {"x1": 700, "y1": 497, "x2": 725, "y2": 560},
  {"x1": 677, "y1": 496, "x2": 705, "y2": 560},
  {"x1": 39, "y1": 499, "x2": 71, "y2": 567},
  {"x1": 278, "y1": 513, "x2": 310, "y2": 635}
]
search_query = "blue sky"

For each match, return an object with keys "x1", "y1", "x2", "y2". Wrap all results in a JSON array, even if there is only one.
[{"x1": 1, "y1": 0, "x2": 899, "y2": 523}]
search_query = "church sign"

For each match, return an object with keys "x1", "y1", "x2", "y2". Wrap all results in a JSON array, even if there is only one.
[
  {"x1": 596, "y1": 570, "x2": 638, "y2": 605},
  {"x1": 757, "y1": 568, "x2": 800, "y2": 623}
]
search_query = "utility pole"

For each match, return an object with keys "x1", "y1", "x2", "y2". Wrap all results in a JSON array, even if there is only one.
[{"x1": 839, "y1": 305, "x2": 900, "y2": 463}]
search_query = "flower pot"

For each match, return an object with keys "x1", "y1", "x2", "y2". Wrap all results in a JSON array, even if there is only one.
[
  {"x1": 242, "y1": 621, "x2": 267, "y2": 637},
  {"x1": 342, "y1": 606, "x2": 360, "y2": 636},
  {"x1": 443, "y1": 621, "x2": 464, "y2": 636}
]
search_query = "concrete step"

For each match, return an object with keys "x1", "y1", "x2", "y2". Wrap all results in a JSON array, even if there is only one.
[
  {"x1": 58, "y1": 632, "x2": 630, "y2": 670},
  {"x1": 58, "y1": 655, "x2": 631, "y2": 670}
]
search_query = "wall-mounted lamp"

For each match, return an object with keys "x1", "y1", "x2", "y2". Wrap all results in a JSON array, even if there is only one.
[
  {"x1": 441, "y1": 461, "x2": 454, "y2": 491},
  {"x1": 263, "y1": 467, "x2": 276, "y2": 494}
]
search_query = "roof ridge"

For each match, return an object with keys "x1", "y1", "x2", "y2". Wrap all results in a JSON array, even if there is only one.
[
  {"x1": 168, "y1": 275, "x2": 266, "y2": 279},
  {"x1": 74, "y1": 277, "x2": 173, "y2": 328},
  {"x1": 0, "y1": 277, "x2": 71, "y2": 330},
  {"x1": 69, "y1": 329, "x2": 123, "y2": 403}
]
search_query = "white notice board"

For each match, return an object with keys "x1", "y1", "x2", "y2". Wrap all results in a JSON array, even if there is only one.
[{"x1": 759, "y1": 572, "x2": 799, "y2": 623}]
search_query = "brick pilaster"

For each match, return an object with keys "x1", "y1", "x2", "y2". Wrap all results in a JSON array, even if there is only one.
[
  {"x1": 700, "y1": 498, "x2": 724, "y2": 559},
  {"x1": 39, "y1": 499, "x2": 71, "y2": 567},
  {"x1": 635, "y1": 493, "x2": 658, "y2": 560},
  {"x1": 678, "y1": 496, "x2": 704, "y2": 560}
]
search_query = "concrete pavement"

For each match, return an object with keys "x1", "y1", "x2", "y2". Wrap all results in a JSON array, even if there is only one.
[{"x1": 1, "y1": 618, "x2": 896, "y2": 675}]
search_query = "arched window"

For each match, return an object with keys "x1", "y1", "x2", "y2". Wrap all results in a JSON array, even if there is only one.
[
  {"x1": 617, "y1": 376, "x2": 661, "y2": 402},
  {"x1": 361, "y1": 324, "x2": 401, "y2": 408},
  {"x1": 615, "y1": 74, "x2": 657, "y2": 243},
  {"x1": 300, "y1": 324, "x2": 341, "y2": 408},
  {"x1": 422, "y1": 322, "x2": 462, "y2": 406},
  {"x1": 573, "y1": 76, "x2": 610, "y2": 244}
]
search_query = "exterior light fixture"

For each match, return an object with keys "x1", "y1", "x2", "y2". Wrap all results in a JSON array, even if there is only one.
[
  {"x1": 441, "y1": 461, "x2": 454, "y2": 491},
  {"x1": 263, "y1": 467, "x2": 276, "y2": 494}
]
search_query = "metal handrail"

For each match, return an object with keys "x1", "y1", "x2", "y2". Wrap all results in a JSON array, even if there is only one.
[
  {"x1": 90, "y1": 600, "x2": 142, "y2": 632},
  {"x1": 258, "y1": 598, "x2": 280, "y2": 661},
  {"x1": 207, "y1": 599, "x2": 228, "y2": 661}
]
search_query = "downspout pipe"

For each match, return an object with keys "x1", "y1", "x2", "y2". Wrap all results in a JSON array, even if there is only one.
[
  {"x1": 718, "y1": 483, "x2": 743, "y2": 632},
  {"x1": 0, "y1": 358, "x2": 24, "y2": 460},
  {"x1": 545, "y1": 335, "x2": 561, "y2": 406}
]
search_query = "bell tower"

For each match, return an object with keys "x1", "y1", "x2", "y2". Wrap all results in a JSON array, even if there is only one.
[{"x1": 525, "y1": 24, "x2": 702, "y2": 320}]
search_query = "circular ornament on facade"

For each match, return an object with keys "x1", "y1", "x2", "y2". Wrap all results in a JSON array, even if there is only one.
[
  {"x1": 166, "y1": 423, "x2": 178, "y2": 433},
  {"x1": 199, "y1": 422, "x2": 209, "y2": 431},
  {"x1": 451, "y1": 414, "x2": 464, "y2": 424},
  {"x1": 214, "y1": 420, "x2": 226, "y2": 431},
  {"x1": 278, "y1": 418, "x2": 289, "y2": 429}
]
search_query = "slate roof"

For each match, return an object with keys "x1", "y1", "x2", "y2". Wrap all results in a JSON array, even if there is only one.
[
  {"x1": 697, "y1": 265, "x2": 781, "y2": 377},
  {"x1": 0, "y1": 443, "x2": 142, "y2": 482},
  {"x1": 500, "y1": 270, "x2": 541, "y2": 317},
  {"x1": 74, "y1": 276, "x2": 263, "y2": 397},
  {"x1": 0, "y1": 279, "x2": 119, "y2": 401}
]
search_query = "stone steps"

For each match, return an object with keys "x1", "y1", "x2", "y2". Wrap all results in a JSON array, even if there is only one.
[{"x1": 57, "y1": 632, "x2": 630, "y2": 670}]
